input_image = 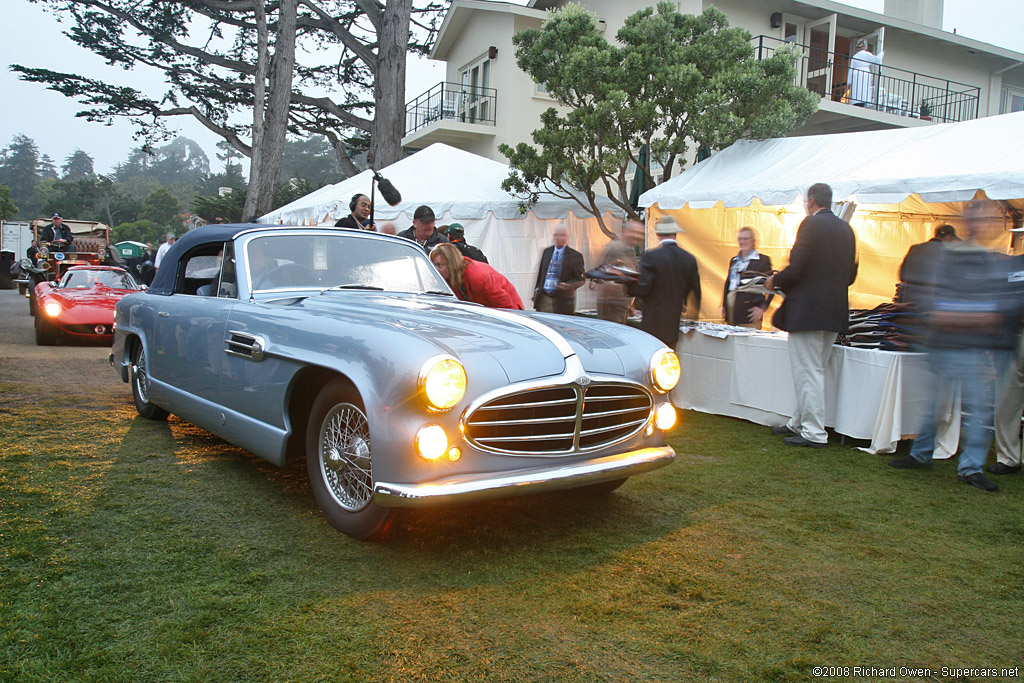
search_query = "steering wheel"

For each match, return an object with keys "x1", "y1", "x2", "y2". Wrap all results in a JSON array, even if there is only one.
[{"x1": 255, "y1": 262, "x2": 318, "y2": 289}]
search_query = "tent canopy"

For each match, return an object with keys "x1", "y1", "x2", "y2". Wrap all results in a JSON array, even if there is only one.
[
  {"x1": 639, "y1": 111, "x2": 1024, "y2": 210},
  {"x1": 260, "y1": 143, "x2": 625, "y2": 225}
]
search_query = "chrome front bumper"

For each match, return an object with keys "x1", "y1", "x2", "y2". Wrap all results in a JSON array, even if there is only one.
[{"x1": 373, "y1": 445, "x2": 674, "y2": 508}]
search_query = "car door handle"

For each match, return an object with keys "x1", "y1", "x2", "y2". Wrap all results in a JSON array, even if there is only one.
[{"x1": 157, "y1": 312, "x2": 169, "y2": 317}]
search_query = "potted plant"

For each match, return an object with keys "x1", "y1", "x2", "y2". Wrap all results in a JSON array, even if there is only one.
[{"x1": 919, "y1": 100, "x2": 932, "y2": 121}]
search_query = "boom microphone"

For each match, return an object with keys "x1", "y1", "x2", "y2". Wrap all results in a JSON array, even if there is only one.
[{"x1": 373, "y1": 171, "x2": 402, "y2": 206}]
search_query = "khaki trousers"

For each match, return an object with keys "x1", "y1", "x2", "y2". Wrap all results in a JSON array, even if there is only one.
[
  {"x1": 994, "y1": 334, "x2": 1024, "y2": 467},
  {"x1": 785, "y1": 330, "x2": 838, "y2": 444}
]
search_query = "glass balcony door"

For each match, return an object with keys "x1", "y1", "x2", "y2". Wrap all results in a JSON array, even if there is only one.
[
  {"x1": 459, "y1": 57, "x2": 491, "y2": 124},
  {"x1": 805, "y1": 14, "x2": 837, "y2": 98}
]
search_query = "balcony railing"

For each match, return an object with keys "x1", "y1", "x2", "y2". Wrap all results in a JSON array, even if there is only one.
[
  {"x1": 405, "y1": 81, "x2": 498, "y2": 136},
  {"x1": 752, "y1": 35, "x2": 980, "y2": 123}
]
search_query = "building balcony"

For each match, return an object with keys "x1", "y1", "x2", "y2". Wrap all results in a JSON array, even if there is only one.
[
  {"x1": 752, "y1": 35, "x2": 980, "y2": 125},
  {"x1": 403, "y1": 81, "x2": 498, "y2": 149}
]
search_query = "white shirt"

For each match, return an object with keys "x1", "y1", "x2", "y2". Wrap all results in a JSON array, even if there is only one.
[{"x1": 155, "y1": 241, "x2": 172, "y2": 268}]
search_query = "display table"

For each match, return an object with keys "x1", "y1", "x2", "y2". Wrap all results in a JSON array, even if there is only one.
[{"x1": 670, "y1": 325, "x2": 960, "y2": 456}]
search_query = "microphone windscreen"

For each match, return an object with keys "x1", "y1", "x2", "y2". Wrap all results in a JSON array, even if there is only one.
[{"x1": 376, "y1": 177, "x2": 402, "y2": 206}]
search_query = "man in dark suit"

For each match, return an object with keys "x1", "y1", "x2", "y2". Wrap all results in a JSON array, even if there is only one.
[
  {"x1": 627, "y1": 216, "x2": 701, "y2": 348},
  {"x1": 335, "y1": 194, "x2": 373, "y2": 230},
  {"x1": 765, "y1": 183, "x2": 858, "y2": 449},
  {"x1": 42, "y1": 213, "x2": 74, "y2": 251},
  {"x1": 533, "y1": 224, "x2": 585, "y2": 314}
]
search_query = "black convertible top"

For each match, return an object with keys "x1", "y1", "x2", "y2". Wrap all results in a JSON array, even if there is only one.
[{"x1": 147, "y1": 223, "x2": 260, "y2": 295}]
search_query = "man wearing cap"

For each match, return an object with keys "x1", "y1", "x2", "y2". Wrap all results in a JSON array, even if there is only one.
[
  {"x1": 399, "y1": 205, "x2": 449, "y2": 253},
  {"x1": 533, "y1": 224, "x2": 585, "y2": 315},
  {"x1": 42, "y1": 213, "x2": 73, "y2": 252},
  {"x1": 626, "y1": 216, "x2": 701, "y2": 348},
  {"x1": 765, "y1": 183, "x2": 858, "y2": 449},
  {"x1": 448, "y1": 223, "x2": 488, "y2": 263},
  {"x1": 154, "y1": 232, "x2": 176, "y2": 272}
]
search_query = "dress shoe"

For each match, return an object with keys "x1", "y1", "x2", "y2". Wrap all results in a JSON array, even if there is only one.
[
  {"x1": 770, "y1": 425, "x2": 797, "y2": 436},
  {"x1": 985, "y1": 462, "x2": 1021, "y2": 475},
  {"x1": 959, "y1": 472, "x2": 999, "y2": 492},
  {"x1": 783, "y1": 435, "x2": 826, "y2": 449},
  {"x1": 888, "y1": 454, "x2": 932, "y2": 469}
]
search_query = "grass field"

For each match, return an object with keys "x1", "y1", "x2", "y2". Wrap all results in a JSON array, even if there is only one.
[{"x1": 2, "y1": 379, "x2": 1022, "y2": 682}]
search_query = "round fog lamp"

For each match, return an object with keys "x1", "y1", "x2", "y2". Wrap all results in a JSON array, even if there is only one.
[
  {"x1": 654, "y1": 403, "x2": 677, "y2": 431},
  {"x1": 44, "y1": 301, "x2": 62, "y2": 318},
  {"x1": 415, "y1": 424, "x2": 448, "y2": 461}
]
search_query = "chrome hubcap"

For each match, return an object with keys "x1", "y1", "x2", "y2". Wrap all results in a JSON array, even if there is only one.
[{"x1": 319, "y1": 404, "x2": 372, "y2": 512}]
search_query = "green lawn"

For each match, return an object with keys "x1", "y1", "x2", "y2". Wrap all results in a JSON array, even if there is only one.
[{"x1": 2, "y1": 384, "x2": 1022, "y2": 682}]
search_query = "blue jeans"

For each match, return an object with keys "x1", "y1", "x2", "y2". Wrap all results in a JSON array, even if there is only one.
[{"x1": 910, "y1": 348, "x2": 1012, "y2": 475}]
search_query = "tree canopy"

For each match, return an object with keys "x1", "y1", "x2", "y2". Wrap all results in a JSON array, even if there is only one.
[
  {"x1": 500, "y1": 2, "x2": 818, "y2": 234},
  {"x1": 12, "y1": 0, "x2": 446, "y2": 219},
  {"x1": 61, "y1": 150, "x2": 95, "y2": 179}
]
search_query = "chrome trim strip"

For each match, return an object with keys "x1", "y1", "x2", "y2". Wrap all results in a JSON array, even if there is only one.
[
  {"x1": 474, "y1": 397, "x2": 577, "y2": 411},
  {"x1": 467, "y1": 414, "x2": 576, "y2": 427},
  {"x1": 582, "y1": 405, "x2": 652, "y2": 419},
  {"x1": 475, "y1": 432, "x2": 576, "y2": 444},
  {"x1": 373, "y1": 446, "x2": 675, "y2": 508},
  {"x1": 579, "y1": 420, "x2": 648, "y2": 438}
]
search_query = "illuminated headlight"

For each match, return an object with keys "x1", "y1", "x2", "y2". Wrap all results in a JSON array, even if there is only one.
[
  {"x1": 419, "y1": 355, "x2": 467, "y2": 411},
  {"x1": 415, "y1": 424, "x2": 448, "y2": 460},
  {"x1": 654, "y1": 402, "x2": 677, "y2": 431},
  {"x1": 43, "y1": 301, "x2": 62, "y2": 318},
  {"x1": 650, "y1": 348, "x2": 681, "y2": 392}
]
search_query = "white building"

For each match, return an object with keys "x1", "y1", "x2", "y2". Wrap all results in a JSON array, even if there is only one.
[{"x1": 403, "y1": 0, "x2": 1024, "y2": 176}]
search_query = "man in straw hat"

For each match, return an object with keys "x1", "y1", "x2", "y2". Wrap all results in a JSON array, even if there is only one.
[{"x1": 626, "y1": 215, "x2": 701, "y2": 348}]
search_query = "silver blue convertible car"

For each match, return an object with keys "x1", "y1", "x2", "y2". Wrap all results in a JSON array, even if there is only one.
[{"x1": 111, "y1": 225, "x2": 679, "y2": 539}]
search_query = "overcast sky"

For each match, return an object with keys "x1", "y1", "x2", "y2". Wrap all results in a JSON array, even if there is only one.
[{"x1": 0, "y1": 0, "x2": 1020, "y2": 176}]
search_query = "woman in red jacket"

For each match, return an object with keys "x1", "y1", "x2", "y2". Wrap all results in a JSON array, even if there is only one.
[{"x1": 430, "y1": 243, "x2": 524, "y2": 310}]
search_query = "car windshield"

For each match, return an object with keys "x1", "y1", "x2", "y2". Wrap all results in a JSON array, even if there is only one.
[
  {"x1": 63, "y1": 269, "x2": 139, "y2": 289},
  {"x1": 244, "y1": 233, "x2": 451, "y2": 295}
]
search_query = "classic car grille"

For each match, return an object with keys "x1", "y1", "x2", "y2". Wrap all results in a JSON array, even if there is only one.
[{"x1": 464, "y1": 383, "x2": 652, "y2": 454}]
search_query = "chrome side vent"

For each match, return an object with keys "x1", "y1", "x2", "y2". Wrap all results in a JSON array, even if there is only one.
[{"x1": 225, "y1": 330, "x2": 266, "y2": 361}]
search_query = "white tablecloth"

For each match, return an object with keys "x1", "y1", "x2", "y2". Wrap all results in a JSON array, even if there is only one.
[{"x1": 670, "y1": 327, "x2": 960, "y2": 456}]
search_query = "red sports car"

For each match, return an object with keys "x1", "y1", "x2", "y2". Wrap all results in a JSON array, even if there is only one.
[{"x1": 34, "y1": 266, "x2": 142, "y2": 346}]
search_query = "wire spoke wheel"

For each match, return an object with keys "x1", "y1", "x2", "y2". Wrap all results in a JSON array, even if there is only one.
[
  {"x1": 133, "y1": 345, "x2": 151, "y2": 404},
  {"x1": 318, "y1": 403, "x2": 373, "y2": 512}
]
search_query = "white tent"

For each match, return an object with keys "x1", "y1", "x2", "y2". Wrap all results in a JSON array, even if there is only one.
[
  {"x1": 259, "y1": 143, "x2": 626, "y2": 308},
  {"x1": 639, "y1": 112, "x2": 1024, "y2": 319}
]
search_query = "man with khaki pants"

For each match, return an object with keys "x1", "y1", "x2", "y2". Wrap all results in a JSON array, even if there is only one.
[{"x1": 990, "y1": 334, "x2": 1024, "y2": 475}]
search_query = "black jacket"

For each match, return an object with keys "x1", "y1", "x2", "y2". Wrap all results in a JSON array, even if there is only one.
[
  {"x1": 453, "y1": 239, "x2": 488, "y2": 264},
  {"x1": 398, "y1": 226, "x2": 449, "y2": 253},
  {"x1": 42, "y1": 222, "x2": 73, "y2": 246},
  {"x1": 627, "y1": 240, "x2": 701, "y2": 348},
  {"x1": 722, "y1": 252, "x2": 773, "y2": 325},
  {"x1": 772, "y1": 210, "x2": 858, "y2": 333}
]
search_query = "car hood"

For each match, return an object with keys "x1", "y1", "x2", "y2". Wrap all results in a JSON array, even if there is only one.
[
  {"x1": 296, "y1": 293, "x2": 630, "y2": 382},
  {"x1": 47, "y1": 286, "x2": 134, "y2": 307}
]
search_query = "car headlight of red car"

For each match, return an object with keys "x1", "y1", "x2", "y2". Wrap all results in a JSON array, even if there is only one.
[{"x1": 43, "y1": 301, "x2": 62, "y2": 318}]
